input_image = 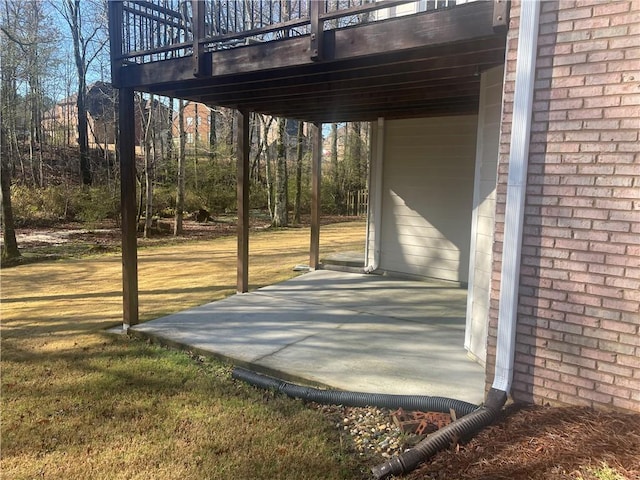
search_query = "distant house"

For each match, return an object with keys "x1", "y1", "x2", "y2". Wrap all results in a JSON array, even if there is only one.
[
  {"x1": 44, "y1": 82, "x2": 173, "y2": 152},
  {"x1": 172, "y1": 101, "x2": 213, "y2": 149},
  {"x1": 43, "y1": 82, "x2": 118, "y2": 149}
]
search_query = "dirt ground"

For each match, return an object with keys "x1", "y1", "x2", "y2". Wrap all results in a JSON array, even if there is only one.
[
  {"x1": 406, "y1": 404, "x2": 640, "y2": 480},
  {"x1": 3, "y1": 214, "x2": 359, "y2": 264}
]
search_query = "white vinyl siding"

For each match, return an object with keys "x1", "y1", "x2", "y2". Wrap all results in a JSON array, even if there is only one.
[
  {"x1": 379, "y1": 115, "x2": 478, "y2": 283},
  {"x1": 465, "y1": 65, "x2": 504, "y2": 364}
]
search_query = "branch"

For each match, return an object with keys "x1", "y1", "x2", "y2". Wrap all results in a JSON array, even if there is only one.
[
  {"x1": 85, "y1": 36, "x2": 108, "y2": 69},
  {"x1": 0, "y1": 26, "x2": 31, "y2": 53}
]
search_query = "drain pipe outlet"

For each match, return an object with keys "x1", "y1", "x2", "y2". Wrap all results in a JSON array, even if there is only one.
[
  {"x1": 371, "y1": 388, "x2": 508, "y2": 479},
  {"x1": 364, "y1": 117, "x2": 384, "y2": 274},
  {"x1": 232, "y1": 367, "x2": 478, "y2": 417},
  {"x1": 371, "y1": 405, "x2": 499, "y2": 480}
]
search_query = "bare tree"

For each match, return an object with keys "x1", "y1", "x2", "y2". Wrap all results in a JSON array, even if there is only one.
[
  {"x1": 250, "y1": 112, "x2": 271, "y2": 183},
  {"x1": 262, "y1": 115, "x2": 275, "y2": 219},
  {"x1": 174, "y1": 99, "x2": 186, "y2": 236},
  {"x1": 209, "y1": 107, "x2": 216, "y2": 161},
  {"x1": 330, "y1": 122, "x2": 343, "y2": 213},
  {"x1": 1, "y1": 0, "x2": 59, "y2": 186},
  {"x1": 24, "y1": 0, "x2": 45, "y2": 187},
  {"x1": 193, "y1": 102, "x2": 199, "y2": 189},
  {"x1": 0, "y1": 0, "x2": 23, "y2": 181},
  {"x1": 293, "y1": 120, "x2": 304, "y2": 224},
  {"x1": 56, "y1": 0, "x2": 108, "y2": 185},
  {"x1": 272, "y1": 117, "x2": 288, "y2": 227},
  {"x1": 140, "y1": 94, "x2": 156, "y2": 238},
  {"x1": 0, "y1": 2, "x2": 20, "y2": 257}
]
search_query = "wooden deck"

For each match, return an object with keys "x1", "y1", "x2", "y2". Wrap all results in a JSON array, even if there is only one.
[{"x1": 110, "y1": 0, "x2": 508, "y2": 122}]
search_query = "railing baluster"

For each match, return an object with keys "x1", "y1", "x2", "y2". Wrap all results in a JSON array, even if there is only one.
[
  {"x1": 216, "y1": 0, "x2": 221, "y2": 35},
  {"x1": 225, "y1": 0, "x2": 229, "y2": 34},
  {"x1": 112, "y1": 0, "x2": 487, "y2": 65},
  {"x1": 233, "y1": 0, "x2": 238, "y2": 33}
]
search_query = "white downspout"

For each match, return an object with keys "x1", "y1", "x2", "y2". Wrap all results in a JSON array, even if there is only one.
[
  {"x1": 492, "y1": 1, "x2": 540, "y2": 395},
  {"x1": 364, "y1": 117, "x2": 384, "y2": 273}
]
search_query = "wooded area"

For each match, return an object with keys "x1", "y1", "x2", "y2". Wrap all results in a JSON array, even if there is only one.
[{"x1": 0, "y1": 0, "x2": 370, "y2": 263}]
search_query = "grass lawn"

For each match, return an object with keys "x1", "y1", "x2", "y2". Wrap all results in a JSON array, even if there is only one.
[{"x1": 1, "y1": 221, "x2": 370, "y2": 479}]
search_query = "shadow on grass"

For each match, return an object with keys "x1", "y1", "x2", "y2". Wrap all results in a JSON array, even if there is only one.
[
  {"x1": 2, "y1": 332, "x2": 369, "y2": 480},
  {"x1": 2, "y1": 284, "x2": 237, "y2": 305}
]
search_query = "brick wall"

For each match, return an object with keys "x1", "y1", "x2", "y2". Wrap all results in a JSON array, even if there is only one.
[{"x1": 487, "y1": 0, "x2": 640, "y2": 412}]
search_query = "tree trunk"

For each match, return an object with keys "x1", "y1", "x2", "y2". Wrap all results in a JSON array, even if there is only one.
[
  {"x1": 353, "y1": 121, "x2": 363, "y2": 189},
  {"x1": 113, "y1": 89, "x2": 120, "y2": 180},
  {"x1": 1, "y1": 128, "x2": 20, "y2": 261},
  {"x1": 293, "y1": 120, "x2": 303, "y2": 224},
  {"x1": 227, "y1": 109, "x2": 234, "y2": 156},
  {"x1": 65, "y1": 0, "x2": 93, "y2": 185},
  {"x1": 272, "y1": 117, "x2": 288, "y2": 227},
  {"x1": 174, "y1": 99, "x2": 186, "y2": 236},
  {"x1": 143, "y1": 95, "x2": 154, "y2": 238},
  {"x1": 28, "y1": 110, "x2": 38, "y2": 186},
  {"x1": 136, "y1": 173, "x2": 144, "y2": 225},
  {"x1": 330, "y1": 122, "x2": 343, "y2": 213},
  {"x1": 209, "y1": 107, "x2": 216, "y2": 161},
  {"x1": 253, "y1": 114, "x2": 273, "y2": 185},
  {"x1": 193, "y1": 102, "x2": 199, "y2": 190},
  {"x1": 250, "y1": 113, "x2": 260, "y2": 182},
  {"x1": 264, "y1": 116, "x2": 274, "y2": 219},
  {"x1": 75, "y1": 53, "x2": 91, "y2": 184},
  {"x1": 0, "y1": 169, "x2": 20, "y2": 261}
]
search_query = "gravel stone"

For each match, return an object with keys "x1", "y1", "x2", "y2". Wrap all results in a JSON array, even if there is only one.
[{"x1": 313, "y1": 403, "x2": 426, "y2": 459}]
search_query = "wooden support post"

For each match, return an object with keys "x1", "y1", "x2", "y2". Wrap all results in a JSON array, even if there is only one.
[
  {"x1": 119, "y1": 87, "x2": 139, "y2": 329},
  {"x1": 310, "y1": 122, "x2": 322, "y2": 270},
  {"x1": 236, "y1": 109, "x2": 250, "y2": 293},
  {"x1": 310, "y1": 0, "x2": 323, "y2": 61}
]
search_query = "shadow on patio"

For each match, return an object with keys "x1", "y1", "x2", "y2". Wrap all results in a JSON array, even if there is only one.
[{"x1": 128, "y1": 270, "x2": 485, "y2": 404}]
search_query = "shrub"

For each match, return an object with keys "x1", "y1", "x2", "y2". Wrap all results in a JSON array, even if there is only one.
[
  {"x1": 76, "y1": 186, "x2": 120, "y2": 223},
  {"x1": 11, "y1": 184, "x2": 71, "y2": 226},
  {"x1": 11, "y1": 184, "x2": 120, "y2": 226}
]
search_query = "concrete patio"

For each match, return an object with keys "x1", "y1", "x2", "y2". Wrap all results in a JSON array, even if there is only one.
[{"x1": 129, "y1": 269, "x2": 486, "y2": 404}]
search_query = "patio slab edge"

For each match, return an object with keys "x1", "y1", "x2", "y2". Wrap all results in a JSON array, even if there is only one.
[{"x1": 120, "y1": 326, "x2": 337, "y2": 390}]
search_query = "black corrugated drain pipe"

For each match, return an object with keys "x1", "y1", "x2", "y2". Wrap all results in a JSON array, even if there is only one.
[
  {"x1": 232, "y1": 368, "x2": 507, "y2": 480},
  {"x1": 370, "y1": 388, "x2": 508, "y2": 479},
  {"x1": 231, "y1": 367, "x2": 479, "y2": 417}
]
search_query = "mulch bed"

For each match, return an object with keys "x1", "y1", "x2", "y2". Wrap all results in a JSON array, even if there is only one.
[{"x1": 406, "y1": 404, "x2": 640, "y2": 480}]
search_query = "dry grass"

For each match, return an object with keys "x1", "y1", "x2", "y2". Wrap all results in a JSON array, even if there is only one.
[{"x1": 1, "y1": 221, "x2": 368, "y2": 480}]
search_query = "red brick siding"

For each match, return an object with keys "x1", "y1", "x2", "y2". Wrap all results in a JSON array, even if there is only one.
[{"x1": 487, "y1": 0, "x2": 640, "y2": 412}]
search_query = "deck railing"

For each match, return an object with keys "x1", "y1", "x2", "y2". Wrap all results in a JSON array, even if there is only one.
[{"x1": 109, "y1": 0, "x2": 481, "y2": 67}]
